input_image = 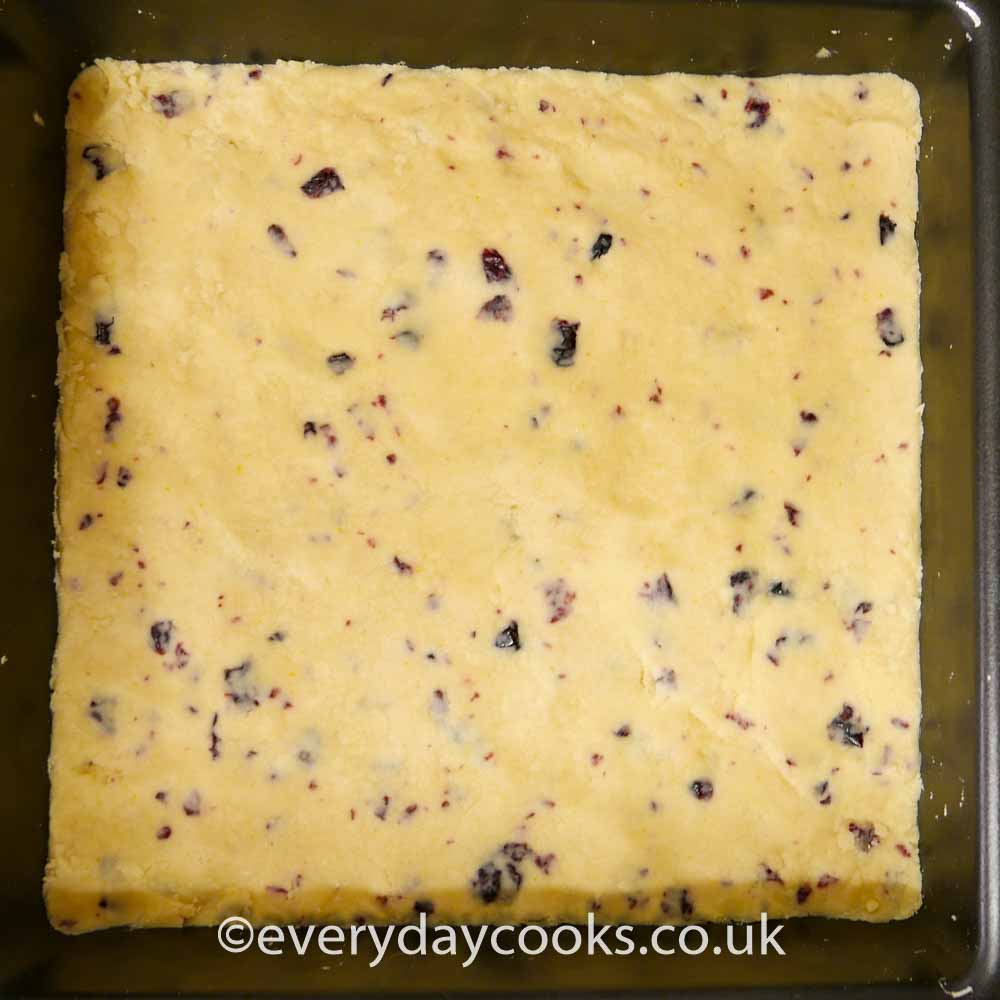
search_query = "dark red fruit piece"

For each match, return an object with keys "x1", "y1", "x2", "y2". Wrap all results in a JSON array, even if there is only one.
[
  {"x1": 551, "y1": 318, "x2": 579, "y2": 367},
  {"x1": 248, "y1": 68, "x2": 262, "y2": 80},
  {"x1": 116, "y1": 466, "x2": 132, "y2": 488},
  {"x1": 182, "y1": 790, "x2": 202, "y2": 816},
  {"x1": 640, "y1": 572, "x2": 676, "y2": 603},
  {"x1": 156, "y1": 825, "x2": 172, "y2": 840},
  {"x1": 209, "y1": 712, "x2": 221, "y2": 760},
  {"x1": 151, "y1": 92, "x2": 187, "y2": 118},
  {"x1": 393, "y1": 555, "x2": 414, "y2": 574},
  {"x1": 615, "y1": 724, "x2": 632, "y2": 738},
  {"x1": 267, "y1": 224, "x2": 297, "y2": 257},
  {"x1": 303, "y1": 421, "x2": 317, "y2": 436},
  {"x1": 539, "y1": 99, "x2": 555, "y2": 112},
  {"x1": 590, "y1": 233, "x2": 613, "y2": 260},
  {"x1": 104, "y1": 397, "x2": 122, "y2": 438},
  {"x1": 267, "y1": 630, "x2": 286, "y2": 642},
  {"x1": 427, "y1": 248, "x2": 447, "y2": 264},
  {"x1": 848, "y1": 821, "x2": 880, "y2": 852},
  {"x1": 381, "y1": 73, "x2": 394, "y2": 87},
  {"x1": 796, "y1": 884, "x2": 812, "y2": 904},
  {"x1": 814, "y1": 780, "x2": 832, "y2": 805},
  {"x1": 690, "y1": 779, "x2": 714, "y2": 800},
  {"x1": 503, "y1": 842, "x2": 532, "y2": 862},
  {"x1": 78, "y1": 513, "x2": 94, "y2": 530},
  {"x1": 784, "y1": 501, "x2": 800, "y2": 526},
  {"x1": 879, "y1": 213, "x2": 897, "y2": 245},
  {"x1": 761, "y1": 865, "x2": 784, "y2": 885},
  {"x1": 301, "y1": 167, "x2": 345, "y2": 198},
  {"x1": 482, "y1": 248, "x2": 512, "y2": 283},
  {"x1": 745, "y1": 96, "x2": 771, "y2": 128},
  {"x1": 83, "y1": 145, "x2": 114, "y2": 180},
  {"x1": 495, "y1": 620, "x2": 521, "y2": 650},
  {"x1": 224, "y1": 660, "x2": 259, "y2": 710},
  {"x1": 827, "y1": 703, "x2": 868, "y2": 748},
  {"x1": 413, "y1": 899, "x2": 434, "y2": 914},
  {"x1": 478, "y1": 294, "x2": 512, "y2": 321},
  {"x1": 769, "y1": 581, "x2": 792, "y2": 597},
  {"x1": 94, "y1": 316, "x2": 115, "y2": 346},
  {"x1": 759, "y1": 287, "x2": 775, "y2": 300},
  {"x1": 800, "y1": 410, "x2": 818, "y2": 423},
  {"x1": 729, "y1": 569, "x2": 757, "y2": 614},
  {"x1": 327, "y1": 352, "x2": 355, "y2": 374},
  {"x1": 876, "y1": 307, "x2": 904, "y2": 347},
  {"x1": 471, "y1": 861, "x2": 502, "y2": 903},
  {"x1": 88, "y1": 696, "x2": 115, "y2": 734},
  {"x1": 150, "y1": 620, "x2": 173, "y2": 655}
]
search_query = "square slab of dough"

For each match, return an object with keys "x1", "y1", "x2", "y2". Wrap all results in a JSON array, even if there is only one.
[{"x1": 49, "y1": 60, "x2": 923, "y2": 933}]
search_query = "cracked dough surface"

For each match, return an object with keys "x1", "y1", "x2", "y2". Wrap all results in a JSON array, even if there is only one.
[{"x1": 48, "y1": 60, "x2": 922, "y2": 933}]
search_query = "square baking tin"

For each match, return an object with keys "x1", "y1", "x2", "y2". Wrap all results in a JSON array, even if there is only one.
[{"x1": 0, "y1": 0, "x2": 997, "y2": 995}]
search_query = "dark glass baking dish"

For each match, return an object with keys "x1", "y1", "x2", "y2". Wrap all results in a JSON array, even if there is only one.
[{"x1": 1, "y1": 0, "x2": 997, "y2": 996}]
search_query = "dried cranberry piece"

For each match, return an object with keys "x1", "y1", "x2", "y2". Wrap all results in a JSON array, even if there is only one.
[
  {"x1": 182, "y1": 790, "x2": 202, "y2": 816},
  {"x1": 768, "y1": 581, "x2": 792, "y2": 597},
  {"x1": 116, "y1": 466, "x2": 132, "y2": 488},
  {"x1": 502, "y1": 842, "x2": 532, "y2": 862},
  {"x1": 784, "y1": 501, "x2": 800, "y2": 526},
  {"x1": 796, "y1": 884, "x2": 813, "y2": 904},
  {"x1": 640, "y1": 573, "x2": 676, "y2": 603},
  {"x1": 303, "y1": 421, "x2": 317, "y2": 436},
  {"x1": 551, "y1": 318, "x2": 579, "y2": 367},
  {"x1": 495, "y1": 620, "x2": 521, "y2": 650},
  {"x1": 876, "y1": 307, "x2": 904, "y2": 347},
  {"x1": 224, "y1": 660, "x2": 259, "y2": 710},
  {"x1": 209, "y1": 712, "x2": 221, "y2": 760},
  {"x1": 690, "y1": 779, "x2": 714, "y2": 801},
  {"x1": 150, "y1": 620, "x2": 173, "y2": 655},
  {"x1": 413, "y1": 899, "x2": 434, "y2": 915},
  {"x1": 590, "y1": 233, "x2": 613, "y2": 260},
  {"x1": 88, "y1": 696, "x2": 115, "y2": 734},
  {"x1": 827, "y1": 703, "x2": 868, "y2": 748},
  {"x1": 327, "y1": 352, "x2": 355, "y2": 374},
  {"x1": 267, "y1": 224, "x2": 297, "y2": 257},
  {"x1": 745, "y1": 96, "x2": 771, "y2": 128},
  {"x1": 729, "y1": 569, "x2": 758, "y2": 614},
  {"x1": 879, "y1": 213, "x2": 897, "y2": 245},
  {"x1": 393, "y1": 555, "x2": 414, "y2": 574},
  {"x1": 151, "y1": 92, "x2": 185, "y2": 118},
  {"x1": 94, "y1": 316, "x2": 115, "y2": 346},
  {"x1": 471, "y1": 861, "x2": 502, "y2": 903},
  {"x1": 482, "y1": 248, "x2": 512, "y2": 283},
  {"x1": 848, "y1": 821, "x2": 880, "y2": 852},
  {"x1": 82, "y1": 144, "x2": 115, "y2": 180},
  {"x1": 814, "y1": 780, "x2": 832, "y2": 805},
  {"x1": 104, "y1": 397, "x2": 122, "y2": 438},
  {"x1": 301, "y1": 167, "x2": 345, "y2": 198},
  {"x1": 800, "y1": 410, "x2": 818, "y2": 423},
  {"x1": 478, "y1": 294, "x2": 513, "y2": 322},
  {"x1": 615, "y1": 724, "x2": 632, "y2": 738},
  {"x1": 156, "y1": 825, "x2": 172, "y2": 840}
]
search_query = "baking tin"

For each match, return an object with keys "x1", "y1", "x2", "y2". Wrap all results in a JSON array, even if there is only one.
[{"x1": 0, "y1": 0, "x2": 997, "y2": 995}]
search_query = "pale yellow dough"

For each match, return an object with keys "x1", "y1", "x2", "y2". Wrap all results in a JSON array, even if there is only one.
[{"x1": 49, "y1": 60, "x2": 923, "y2": 933}]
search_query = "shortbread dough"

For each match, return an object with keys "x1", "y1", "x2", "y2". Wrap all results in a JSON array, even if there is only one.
[{"x1": 48, "y1": 60, "x2": 923, "y2": 933}]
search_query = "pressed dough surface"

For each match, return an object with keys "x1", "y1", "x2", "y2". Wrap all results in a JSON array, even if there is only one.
[{"x1": 49, "y1": 60, "x2": 923, "y2": 933}]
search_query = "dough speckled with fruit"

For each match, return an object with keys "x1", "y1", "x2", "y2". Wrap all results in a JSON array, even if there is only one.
[{"x1": 48, "y1": 59, "x2": 923, "y2": 933}]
